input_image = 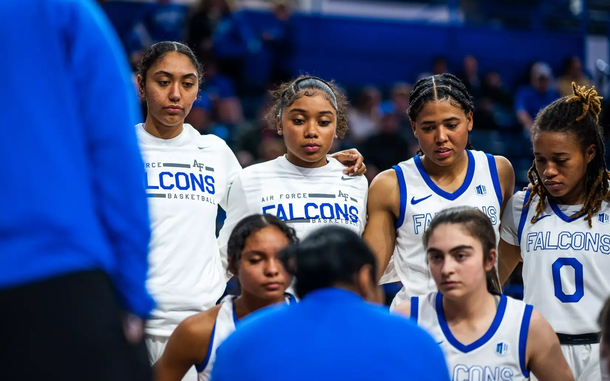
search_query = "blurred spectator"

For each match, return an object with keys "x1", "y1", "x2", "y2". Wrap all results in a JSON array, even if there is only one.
[
  {"x1": 460, "y1": 55, "x2": 482, "y2": 98},
  {"x1": 418, "y1": 56, "x2": 448, "y2": 81},
  {"x1": 558, "y1": 56, "x2": 591, "y2": 97},
  {"x1": 480, "y1": 71, "x2": 516, "y2": 129},
  {"x1": 185, "y1": 92, "x2": 213, "y2": 134},
  {"x1": 202, "y1": 58, "x2": 244, "y2": 126},
  {"x1": 481, "y1": 72, "x2": 513, "y2": 107},
  {"x1": 347, "y1": 86, "x2": 382, "y2": 144},
  {"x1": 235, "y1": 98, "x2": 285, "y2": 167},
  {"x1": 187, "y1": 0, "x2": 227, "y2": 62},
  {"x1": 262, "y1": 0, "x2": 295, "y2": 86},
  {"x1": 515, "y1": 62, "x2": 560, "y2": 132},
  {"x1": 380, "y1": 82, "x2": 411, "y2": 129},
  {"x1": 362, "y1": 113, "x2": 413, "y2": 182}
]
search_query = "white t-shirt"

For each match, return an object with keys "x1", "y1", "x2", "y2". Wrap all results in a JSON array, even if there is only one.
[
  {"x1": 137, "y1": 123, "x2": 241, "y2": 336},
  {"x1": 217, "y1": 155, "x2": 369, "y2": 257},
  {"x1": 501, "y1": 190, "x2": 610, "y2": 334}
]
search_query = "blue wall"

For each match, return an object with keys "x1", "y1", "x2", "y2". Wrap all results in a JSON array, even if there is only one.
[{"x1": 244, "y1": 10, "x2": 585, "y2": 89}]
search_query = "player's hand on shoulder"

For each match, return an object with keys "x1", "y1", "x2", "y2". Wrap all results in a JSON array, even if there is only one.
[{"x1": 330, "y1": 148, "x2": 366, "y2": 176}]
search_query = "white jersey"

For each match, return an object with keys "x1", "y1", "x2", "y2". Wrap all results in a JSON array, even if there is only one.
[
  {"x1": 137, "y1": 123, "x2": 241, "y2": 336},
  {"x1": 218, "y1": 155, "x2": 369, "y2": 256},
  {"x1": 196, "y1": 294, "x2": 295, "y2": 381},
  {"x1": 501, "y1": 190, "x2": 610, "y2": 335},
  {"x1": 389, "y1": 150, "x2": 502, "y2": 305},
  {"x1": 412, "y1": 292, "x2": 532, "y2": 381}
]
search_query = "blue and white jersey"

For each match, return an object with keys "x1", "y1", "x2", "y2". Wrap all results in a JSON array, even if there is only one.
[
  {"x1": 412, "y1": 292, "x2": 532, "y2": 381},
  {"x1": 218, "y1": 155, "x2": 369, "y2": 257},
  {"x1": 196, "y1": 294, "x2": 296, "y2": 381},
  {"x1": 388, "y1": 150, "x2": 503, "y2": 306},
  {"x1": 501, "y1": 190, "x2": 610, "y2": 335}
]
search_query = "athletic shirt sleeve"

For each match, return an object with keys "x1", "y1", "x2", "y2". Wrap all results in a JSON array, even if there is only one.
[
  {"x1": 219, "y1": 143, "x2": 242, "y2": 210},
  {"x1": 500, "y1": 191, "x2": 526, "y2": 246},
  {"x1": 217, "y1": 174, "x2": 251, "y2": 271}
]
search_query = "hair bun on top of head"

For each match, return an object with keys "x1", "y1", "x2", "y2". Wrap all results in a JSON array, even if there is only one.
[{"x1": 566, "y1": 82, "x2": 603, "y2": 123}]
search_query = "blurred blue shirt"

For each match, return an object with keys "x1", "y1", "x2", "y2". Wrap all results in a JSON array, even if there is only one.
[
  {"x1": 515, "y1": 85, "x2": 560, "y2": 119},
  {"x1": 0, "y1": 0, "x2": 153, "y2": 318},
  {"x1": 212, "y1": 288, "x2": 450, "y2": 381}
]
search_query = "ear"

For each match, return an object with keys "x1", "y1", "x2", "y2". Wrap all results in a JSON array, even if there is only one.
[
  {"x1": 356, "y1": 264, "x2": 383, "y2": 304},
  {"x1": 410, "y1": 119, "x2": 418, "y2": 138},
  {"x1": 276, "y1": 116, "x2": 283, "y2": 135},
  {"x1": 136, "y1": 74, "x2": 145, "y2": 99},
  {"x1": 485, "y1": 249, "x2": 497, "y2": 272},
  {"x1": 585, "y1": 144, "x2": 597, "y2": 164},
  {"x1": 228, "y1": 258, "x2": 239, "y2": 277},
  {"x1": 466, "y1": 110, "x2": 474, "y2": 132}
]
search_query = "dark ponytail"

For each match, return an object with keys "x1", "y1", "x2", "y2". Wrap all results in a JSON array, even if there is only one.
[{"x1": 278, "y1": 226, "x2": 377, "y2": 299}]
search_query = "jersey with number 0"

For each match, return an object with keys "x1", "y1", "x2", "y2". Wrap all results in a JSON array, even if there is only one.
[
  {"x1": 137, "y1": 123, "x2": 242, "y2": 336},
  {"x1": 412, "y1": 292, "x2": 532, "y2": 381},
  {"x1": 196, "y1": 294, "x2": 295, "y2": 381},
  {"x1": 500, "y1": 190, "x2": 610, "y2": 334},
  {"x1": 389, "y1": 150, "x2": 503, "y2": 305},
  {"x1": 218, "y1": 155, "x2": 369, "y2": 257}
]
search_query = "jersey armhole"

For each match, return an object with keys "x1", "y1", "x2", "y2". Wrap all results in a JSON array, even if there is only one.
[
  {"x1": 518, "y1": 304, "x2": 533, "y2": 378},
  {"x1": 392, "y1": 165, "x2": 407, "y2": 229},
  {"x1": 517, "y1": 190, "x2": 531, "y2": 245},
  {"x1": 195, "y1": 321, "x2": 217, "y2": 373},
  {"x1": 410, "y1": 296, "x2": 419, "y2": 323},
  {"x1": 485, "y1": 154, "x2": 503, "y2": 206}
]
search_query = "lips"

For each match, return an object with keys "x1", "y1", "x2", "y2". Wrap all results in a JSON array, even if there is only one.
[
  {"x1": 164, "y1": 106, "x2": 183, "y2": 114},
  {"x1": 435, "y1": 147, "x2": 452, "y2": 158},
  {"x1": 303, "y1": 144, "x2": 321, "y2": 153},
  {"x1": 544, "y1": 181, "x2": 563, "y2": 191},
  {"x1": 262, "y1": 282, "x2": 283, "y2": 291}
]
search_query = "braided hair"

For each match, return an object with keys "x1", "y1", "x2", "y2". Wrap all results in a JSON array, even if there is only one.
[
  {"x1": 526, "y1": 82, "x2": 609, "y2": 227},
  {"x1": 408, "y1": 73, "x2": 475, "y2": 154}
]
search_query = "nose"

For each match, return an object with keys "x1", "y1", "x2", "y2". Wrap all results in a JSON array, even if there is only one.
[
  {"x1": 435, "y1": 126, "x2": 448, "y2": 143},
  {"x1": 264, "y1": 258, "x2": 281, "y2": 276},
  {"x1": 303, "y1": 120, "x2": 319, "y2": 139},
  {"x1": 440, "y1": 256, "x2": 456, "y2": 277},
  {"x1": 168, "y1": 82, "x2": 181, "y2": 102},
  {"x1": 543, "y1": 162, "x2": 558, "y2": 178}
]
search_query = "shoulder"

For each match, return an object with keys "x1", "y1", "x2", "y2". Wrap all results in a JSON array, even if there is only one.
[
  {"x1": 368, "y1": 169, "x2": 401, "y2": 209},
  {"x1": 170, "y1": 304, "x2": 222, "y2": 354},
  {"x1": 493, "y1": 155, "x2": 514, "y2": 176},
  {"x1": 192, "y1": 129, "x2": 231, "y2": 150},
  {"x1": 240, "y1": 158, "x2": 281, "y2": 177},
  {"x1": 393, "y1": 299, "x2": 411, "y2": 318}
]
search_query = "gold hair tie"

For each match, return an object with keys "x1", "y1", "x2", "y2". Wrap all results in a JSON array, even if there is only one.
[{"x1": 566, "y1": 82, "x2": 603, "y2": 122}]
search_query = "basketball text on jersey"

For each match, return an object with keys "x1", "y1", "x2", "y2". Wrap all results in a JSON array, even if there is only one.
[
  {"x1": 143, "y1": 159, "x2": 217, "y2": 205},
  {"x1": 260, "y1": 189, "x2": 361, "y2": 227}
]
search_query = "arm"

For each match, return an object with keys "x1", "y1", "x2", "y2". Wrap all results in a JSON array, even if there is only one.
[
  {"x1": 498, "y1": 239, "x2": 522, "y2": 285},
  {"x1": 495, "y1": 155, "x2": 515, "y2": 216},
  {"x1": 330, "y1": 148, "x2": 367, "y2": 176},
  {"x1": 526, "y1": 310, "x2": 575, "y2": 381},
  {"x1": 218, "y1": 174, "x2": 252, "y2": 265},
  {"x1": 69, "y1": 1, "x2": 152, "y2": 318},
  {"x1": 392, "y1": 299, "x2": 411, "y2": 318},
  {"x1": 155, "y1": 307, "x2": 220, "y2": 381},
  {"x1": 517, "y1": 110, "x2": 534, "y2": 132},
  {"x1": 363, "y1": 170, "x2": 400, "y2": 282}
]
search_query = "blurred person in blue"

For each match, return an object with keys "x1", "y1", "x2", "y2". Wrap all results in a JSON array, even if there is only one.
[
  {"x1": 515, "y1": 62, "x2": 560, "y2": 133},
  {"x1": 211, "y1": 226, "x2": 451, "y2": 381},
  {"x1": 0, "y1": 0, "x2": 153, "y2": 380}
]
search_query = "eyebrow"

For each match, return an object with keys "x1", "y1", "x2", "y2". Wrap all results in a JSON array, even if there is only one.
[
  {"x1": 288, "y1": 108, "x2": 335, "y2": 115},
  {"x1": 427, "y1": 245, "x2": 474, "y2": 254},
  {"x1": 152, "y1": 70, "x2": 197, "y2": 79},
  {"x1": 533, "y1": 151, "x2": 570, "y2": 156},
  {"x1": 421, "y1": 117, "x2": 460, "y2": 125}
]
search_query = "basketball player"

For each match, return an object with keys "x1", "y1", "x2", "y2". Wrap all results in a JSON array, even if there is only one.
[
  {"x1": 136, "y1": 42, "x2": 365, "y2": 380},
  {"x1": 154, "y1": 214, "x2": 297, "y2": 381},
  {"x1": 499, "y1": 83, "x2": 610, "y2": 380},
  {"x1": 395, "y1": 206, "x2": 574, "y2": 381},
  {"x1": 364, "y1": 74, "x2": 515, "y2": 308},
  {"x1": 217, "y1": 76, "x2": 369, "y2": 256}
]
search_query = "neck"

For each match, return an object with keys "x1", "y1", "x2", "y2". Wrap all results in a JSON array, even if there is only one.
[
  {"x1": 421, "y1": 149, "x2": 469, "y2": 178},
  {"x1": 443, "y1": 287, "x2": 496, "y2": 322},
  {"x1": 233, "y1": 290, "x2": 286, "y2": 320},
  {"x1": 144, "y1": 116, "x2": 183, "y2": 140},
  {"x1": 285, "y1": 152, "x2": 328, "y2": 169}
]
